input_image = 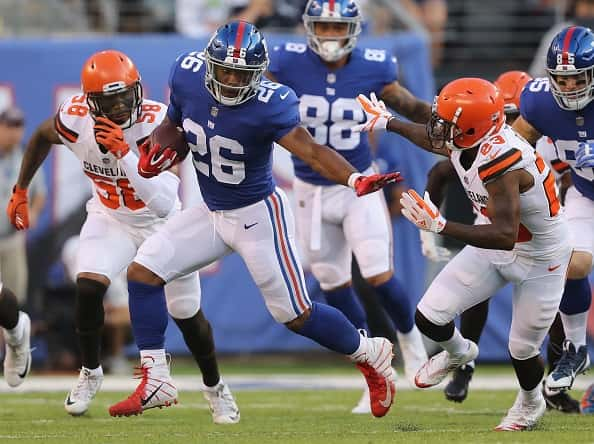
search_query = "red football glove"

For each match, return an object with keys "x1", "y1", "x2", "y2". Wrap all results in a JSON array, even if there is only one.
[
  {"x1": 94, "y1": 116, "x2": 130, "y2": 159},
  {"x1": 353, "y1": 172, "x2": 403, "y2": 197},
  {"x1": 137, "y1": 139, "x2": 179, "y2": 178},
  {"x1": 6, "y1": 185, "x2": 29, "y2": 230}
]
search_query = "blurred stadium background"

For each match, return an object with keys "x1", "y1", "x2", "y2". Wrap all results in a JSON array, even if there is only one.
[{"x1": 0, "y1": 0, "x2": 592, "y2": 377}]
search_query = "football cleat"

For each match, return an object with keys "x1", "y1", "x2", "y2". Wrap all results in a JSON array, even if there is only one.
[
  {"x1": 352, "y1": 336, "x2": 396, "y2": 418},
  {"x1": 495, "y1": 390, "x2": 546, "y2": 431},
  {"x1": 64, "y1": 366, "x2": 104, "y2": 416},
  {"x1": 351, "y1": 386, "x2": 371, "y2": 415},
  {"x1": 542, "y1": 382, "x2": 580, "y2": 413},
  {"x1": 3, "y1": 312, "x2": 32, "y2": 388},
  {"x1": 580, "y1": 382, "x2": 594, "y2": 414},
  {"x1": 202, "y1": 380, "x2": 240, "y2": 424},
  {"x1": 397, "y1": 326, "x2": 428, "y2": 387},
  {"x1": 415, "y1": 340, "x2": 478, "y2": 388},
  {"x1": 545, "y1": 340, "x2": 590, "y2": 392},
  {"x1": 109, "y1": 358, "x2": 177, "y2": 417},
  {"x1": 444, "y1": 364, "x2": 474, "y2": 403}
]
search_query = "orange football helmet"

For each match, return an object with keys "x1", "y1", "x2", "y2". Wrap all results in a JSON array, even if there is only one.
[
  {"x1": 81, "y1": 50, "x2": 142, "y2": 128},
  {"x1": 494, "y1": 71, "x2": 532, "y2": 117},
  {"x1": 428, "y1": 77, "x2": 505, "y2": 151}
]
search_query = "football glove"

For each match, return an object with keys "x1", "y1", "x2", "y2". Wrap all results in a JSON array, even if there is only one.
[
  {"x1": 94, "y1": 116, "x2": 130, "y2": 159},
  {"x1": 137, "y1": 140, "x2": 178, "y2": 178},
  {"x1": 419, "y1": 230, "x2": 451, "y2": 261},
  {"x1": 352, "y1": 92, "x2": 394, "y2": 133},
  {"x1": 350, "y1": 172, "x2": 403, "y2": 197},
  {"x1": 575, "y1": 142, "x2": 594, "y2": 168},
  {"x1": 400, "y1": 190, "x2": 446, "y2": 233},
  {"x1": 6, "y1": 185, "x2": 29, "y2": 230}
]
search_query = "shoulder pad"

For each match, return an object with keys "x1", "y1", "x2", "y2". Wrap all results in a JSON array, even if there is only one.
[
  {"x1": 55, "y1": 94, "x2": 90, "y2": 143},
  {"x1": 477, "y1": 134, "x2": 523, "y2": 184}
]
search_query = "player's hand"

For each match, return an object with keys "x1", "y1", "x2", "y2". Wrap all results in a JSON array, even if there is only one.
[
  {"x1": 352, "y1": 92, "x2": 394, "y2": 133},
  {"x1": 137, "y1": 139, "x2": 178, "y2": 178},
  {"x1": 94, "y1": 116, "x2": 130, "y2": 159},
  {"x1": 576, "y1": 142, "x2": 594, "y2": 168},
  {"x1": 400, "y1": 190, "x2": 446, "y2": 233},
  {"x1": 419, "y1": 230, "x2": 451, "y2": 261},
  {"x1": 6, "y1": 185, "x2": 29, "y2": 230},
  {"x1": 352, "y1": 172, "x2": 403, "y2": 197}
]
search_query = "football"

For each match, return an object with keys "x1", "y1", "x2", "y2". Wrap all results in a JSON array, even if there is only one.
[{"x1": 148, "y1": 122, "x2": 190, "y2": 160}]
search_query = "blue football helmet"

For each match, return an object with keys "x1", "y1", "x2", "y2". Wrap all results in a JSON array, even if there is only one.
[
  {"x1": 303, "y1": 0, "x2": 362, "y2": 62},
  {"x1": 546, "y1": 25, "x2": 594, "y2": 110},
  {"x1": 205, "y1": 21, "x2": 269, "y2": 106}
]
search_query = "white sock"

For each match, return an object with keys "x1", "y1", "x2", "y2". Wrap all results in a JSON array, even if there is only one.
[
  {"x1": 561, "y1": 312, "x2": 588, "y2": 348},
  {"x1": 140, "y1": 349, "x2": 167, "y2": 366},
  {"x1": 348, "y1": 332, "x2": 367, "y2": 363},
  {"x1": 438, "y1": 328, "x2": 468, "y2": 356},
  {"x1": 3, "y1": 311, "x2": 25, "y2": 346},
  {"x1": 520, "y1": 385, "x2": 541, "y2": 404}
]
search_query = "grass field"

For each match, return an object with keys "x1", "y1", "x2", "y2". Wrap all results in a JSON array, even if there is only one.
[{"x1": 1, "y1": 387, "x2": 593, "y2": 443}]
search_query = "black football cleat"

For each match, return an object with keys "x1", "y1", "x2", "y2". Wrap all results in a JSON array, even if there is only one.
[
  {"x1": 444, "y1": 364, "x2": 474, "y2": 403},
  {"x1": 542, "y1": 382, "x2": 580, "y2": 414}
]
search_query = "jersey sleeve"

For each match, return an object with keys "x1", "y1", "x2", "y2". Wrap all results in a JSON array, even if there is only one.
[
  {"x1": 383, "y1": 54, "x2": 399, "y2": 85},
  {"x1": 519, "y1": 79, "x2": 547, "y2": 134},
  {"x1": 268, "y1": 44, "x2": 283, "y2": 78},
  {"x1": 269, "y1": 87, "x2": 300, "y2": 142},
  {"x1": 477, "y1": 148, "x2": 524, "y2": 185},
  {"x1": 167, "y1": 55, "x2": 185, "y2": 125},
  {"x1": 54, "y1": 95, "x2": 84, "y2": 145}
]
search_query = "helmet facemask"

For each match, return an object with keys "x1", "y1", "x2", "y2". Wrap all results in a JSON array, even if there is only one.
[
  {"x1": 546, "y1": 68, "x2": 594, "y2": 110},
  {"x1": 86, "y1": 81, "x2": 142, "y2": 129},
  {"x1": 205, "y1": 53, "x2": 267, "y2": 106},
  {"x1": 427, "y1": 106, "x2": 464, "y2": 152},
  {"x1": 304, "y1": 15, "x2": 361, "y2": 62}
]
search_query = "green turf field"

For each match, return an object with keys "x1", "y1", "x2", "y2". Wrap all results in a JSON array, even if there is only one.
[{"x1": 1, "y1": 389, "x2": 592, "y2": 444}]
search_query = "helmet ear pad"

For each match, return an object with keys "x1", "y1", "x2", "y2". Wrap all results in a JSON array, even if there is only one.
[{"x1": 204, "y1": 21, "x2": 269, "y2": 106}]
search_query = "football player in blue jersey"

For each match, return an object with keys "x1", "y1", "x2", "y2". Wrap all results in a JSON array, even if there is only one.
[
  {"x1": 511, "y1": 25, "x2": 592, "y2": 402},
  {"x1": 110, "y1": 20, "x2": 401, "y2": 419},
  {"x1": 266, "y1": 0, "x2": 429, "y2": 412}
]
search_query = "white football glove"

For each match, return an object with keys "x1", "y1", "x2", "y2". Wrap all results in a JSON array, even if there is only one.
[
  {"x1": 400, "y1": 190, "x2": 446, "y2": 233},
  {"x1": 419, "y1": 230, "x2": 451, "y2": 262},
  {"x1": 353, "y1": 92, "x2": 394, "y2": 133}
]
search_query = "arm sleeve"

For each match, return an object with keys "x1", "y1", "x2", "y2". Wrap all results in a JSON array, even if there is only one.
[{"x1": 119, "y1": 150, "x2": 180, "y2": 218}]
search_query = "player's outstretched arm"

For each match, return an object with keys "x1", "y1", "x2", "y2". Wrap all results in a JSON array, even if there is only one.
[
  {"x1": 354, "y1": 93, "x2": 444, "y2": 155},
  {"x1": 403, "y1": 170, "x2": 522, "y2": 251},
  {"x1": 278, "y1": 126, "x2": 401, "y2": 196},
  {"x1": 8, "y1": 117, "x2": 60, "y2": 230},
  {"x1": 380, "y1": 81, "x2": 432, "y2": 124}
]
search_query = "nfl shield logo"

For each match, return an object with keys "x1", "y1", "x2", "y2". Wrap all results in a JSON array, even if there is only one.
[{"x1": 210, "y1": 106, "x2": 219, "y2": 117}]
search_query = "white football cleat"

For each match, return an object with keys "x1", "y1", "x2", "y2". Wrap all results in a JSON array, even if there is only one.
[
  {"x1": 397, "y1": 326, "x2": 428, "y2": 387},
  {"x1": 64, "y1": 366, "x2": 104, "y2": 416},
  {"x1": 202, "y1": 380, "x2": 240, "y2": 424},
  {"x1": 3, "y1": 312, "x2": 32, "y2": 388},
  {"x1": 414, "y1": 340, "x2": 478, "y2": 388},
  {"x1": 495, "y1": 389, "x2": 546, "y2": 431}
]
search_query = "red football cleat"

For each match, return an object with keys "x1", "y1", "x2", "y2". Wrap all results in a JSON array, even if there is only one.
[{"x1": 109, "y1": 359, "x2": 178, "y2": 417}]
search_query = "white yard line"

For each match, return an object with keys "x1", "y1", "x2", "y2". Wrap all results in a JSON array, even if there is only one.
[{"x1": 1, "y1": 374, "x2": 591, "y2": 393}]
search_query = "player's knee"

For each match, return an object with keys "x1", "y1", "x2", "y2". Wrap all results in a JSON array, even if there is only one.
[
  {"x1": 167, "y1": 294, "x2": 200, "y2": 319},
  {"x1": 312, "y1": 263, "x2": 348, "y2": 290},
  {"x1": 127, "y1": 262, "x2": 164, "y2": 286},
  {"x1": 284, "y1": 307, "x2": 312, "y2": 331},
  {"x1": 365, "y1": 270, "x2": 393, "y2": 287},
  {"x1": 567, "y1": 252, "x2": 593, "y2": 279},
  {"x1": 508, "y1": 338, "x2": 540, "y2": 361}
]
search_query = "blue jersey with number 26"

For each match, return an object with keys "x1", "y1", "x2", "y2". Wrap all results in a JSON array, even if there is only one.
[
  {"x1": 521, "y1": 77, "x2": 594, "y2": 200},
  {"x1": 167, "y1": 51, "x2": 300, "y2": 210},
  {"x1": 269, "y1": 43, "x2": 398, "y2": 185}
]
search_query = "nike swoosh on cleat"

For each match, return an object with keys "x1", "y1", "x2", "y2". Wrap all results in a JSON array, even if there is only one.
[
  {"x1": 65, "y1": 395, "x2": 76, "y2": 406},
  {"x1": 17, "y1": 355, "x2": 30, "y2": 379},
  {"x1": 379, "y1": 379, "x2": 392, "y2": 408},
  {"x1": 141, "y1": 383, "x2": 164, "y2": 406}
]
